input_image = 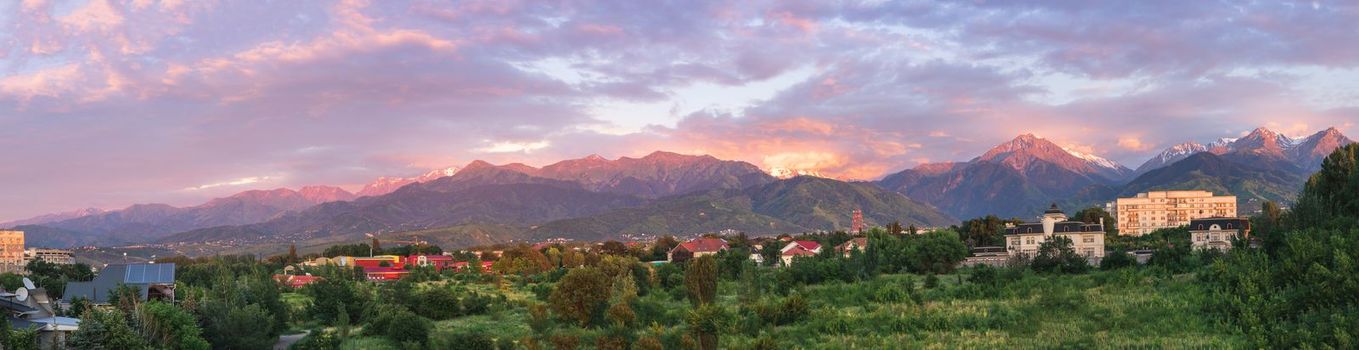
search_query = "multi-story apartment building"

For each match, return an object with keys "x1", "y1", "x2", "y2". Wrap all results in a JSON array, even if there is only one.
[
  {"x1": 25, "y1": 248, "x2": 76, "y2": 265},
  {"x1": 1005, "y1": 204, "x2": 1105, "y2": 261},
  {"x1": 1189, "y1": 217, "x2": 1251, "y2": 251},
  {"x1": 0, "y1": 231, "x2": 24, "y2": 274},
  {"x1": 1114, "y1": 190, "x2": 1237, "y2": 236}
]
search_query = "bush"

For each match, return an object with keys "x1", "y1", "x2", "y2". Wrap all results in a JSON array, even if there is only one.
[
  {"x1": 430, "y1": 331, "x2": 493, "y2": 350},
  {"x1": 1100, "y1": 249, "x2": 1137, "y2": 270},
  {"x1": 366, "y1": 305, "x2": 431, "y2": 345}
]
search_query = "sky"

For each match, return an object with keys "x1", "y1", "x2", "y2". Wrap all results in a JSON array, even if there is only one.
[{"x1": 2, "y1": 0, "x2": 1358, "y2": 222}]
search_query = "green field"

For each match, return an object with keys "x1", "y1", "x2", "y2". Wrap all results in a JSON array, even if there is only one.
[{"x1": 327, "y1": 268, "x2": 1241, "y2": 349}]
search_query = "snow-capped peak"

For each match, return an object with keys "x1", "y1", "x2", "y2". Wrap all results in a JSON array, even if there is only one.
[
  {"x1": 417, "y1": 166, "x2": 461, "y2": 181},
  {"x1": 769, "y1": 168, "x2": 824, "y2": 179},
  {"x1": 1208, "y1": 137, "x2": 1237, "y2": 148},
  {"x1": 1061, "y1": 147, "x2": 1122, "y2": 170},
  {"x1": 1160, "y1": 142, "x2": 1208, "y2": 158}
]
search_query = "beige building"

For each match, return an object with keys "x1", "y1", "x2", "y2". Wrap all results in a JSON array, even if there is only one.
[
  {"x1": 0, "y1": 231, "x2": 24, "y2": 273},
  {"x1": 1005, "y1": 204, "x2": 1105, "y2": 261},
  {"x1": 25, "y1": 248, "x2": 75, "y2": 265},
  {"x1": 1189, "y1": 217, "x2": 1250, "y2": 251},
  {"x1": 1114, "y1": 190, "x2": 1237, "y2": 236}
]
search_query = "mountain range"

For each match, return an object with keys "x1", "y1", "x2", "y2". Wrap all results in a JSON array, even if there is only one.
[
  {"x1": 877, "y1": 127, "x2": 1350, "y2": 219},
  {"x1": 9, "y1": 126, "x2": 1352, "y2": 251},
  {"x1": 13, "y1": 186, "x2": 355, "y2": 247},
  {"x1": 157, "y1": 153, "x2": 945, "y2": 247}
]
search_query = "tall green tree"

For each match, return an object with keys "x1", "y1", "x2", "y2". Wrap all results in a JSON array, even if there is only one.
[{"x1": 685, "y1": 256, "x2": 718, "y2": 306}]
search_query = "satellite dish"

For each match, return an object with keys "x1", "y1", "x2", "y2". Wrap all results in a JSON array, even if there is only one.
[
  {"x1": 15, "y1": 288, "x2": 28, "y2": 302},
  {"x1": 21, "y1": 278, "x2": 35, "y2": 290}
]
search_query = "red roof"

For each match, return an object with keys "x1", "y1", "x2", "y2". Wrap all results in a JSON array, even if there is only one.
[
  {"x1": 782, "y1": 246, "x2": 817, "y2": 257},
  {"x1": 836, "y1": 238, "x2": 868, "y2": 252},
  {"x1": 672, "y1": 238, "x2": 729, "y2": 254},
  {"x1": 792, "y1": 240, "x2": 821, "y2": 250}
]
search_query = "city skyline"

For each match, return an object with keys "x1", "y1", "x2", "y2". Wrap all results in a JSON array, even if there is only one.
[{"x1": 3, "y1": 1, "x2": 1358, "y2": 221}]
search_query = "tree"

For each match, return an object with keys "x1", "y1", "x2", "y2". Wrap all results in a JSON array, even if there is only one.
[
  {"x1": 1070, "y1": 207, "x2": 1116, "y2": 234},
  {"x1": 685, "y1": 304, "x2": 729, "y2": 350},
  {"x1": 135, "y1": 302, "x2": 210, "y2": 350},
  {"x1": 0, "y1": 326, "x2": 38, "y2": 350},
  {"x1": 758, "y1": 244, "x2": 782, "y2": 267},
  {"x1": 70, "y1": 307, "x2": 150, "y2": 350},
  {"x1": 1031, "y1": 236, "x2": 1089, "y2": 274},
  {"x1": 371, "y1": 238, "x2": 382, "y2": 255},
  {"x1": 304, "y1": 275, "x2": 365, "y2": 325},
  {"x1": 685, "y1": 256, "x2": 718, "y2": 306},
  {"x1": 606, "y1": 273, "x2": 638, "y2": 328},
  {"x1": 1290, "y1": 143, "x2": 1359, "y2": 230},
  {"x1": 886, "y1": 221, "x2": 904, "y2": 235},
  {"x1": 958, "y1": 215, "x2": 1024, "y2": 247},
  {"x1": 907, "y1": 230, "x2": 969, "y2": 274},
  {"x1": 599, "y1": 241, "x2": 630, "y2": 256},
  {"x1": 548, "y1": 268, "x2": 612, "y2": 327}
]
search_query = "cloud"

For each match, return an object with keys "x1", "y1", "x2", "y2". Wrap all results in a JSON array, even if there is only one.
[
  {"x1": 184, "y1": 176, "x2": 274, "y2": 191},
  {"x1": 2, "y1": 0, "x2": 1358, "y2": 221}
]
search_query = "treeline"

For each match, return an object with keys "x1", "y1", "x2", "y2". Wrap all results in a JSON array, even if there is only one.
[{"x1": 1202, "y1": 143, "x2": 1359, "y2": 348}]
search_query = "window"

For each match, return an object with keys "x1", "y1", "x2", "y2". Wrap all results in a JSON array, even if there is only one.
[
  {"x1": 1083, "y1": 236, "x2": 1094, "y2": 243},
  {"x1": 1026, "y1": 238, "x2": 1035, "y2": 245},
  {"x1": 1011, "y1": 238, "x2": 1020, "y2": 246}
]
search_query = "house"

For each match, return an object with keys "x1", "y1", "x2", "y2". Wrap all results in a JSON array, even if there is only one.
[
  {"x1": 3, "y1": 278, "x2": 79, "y2": 348},
  {"x1": 667, "y1": 238, "x2": 729, "y2": 262},
  {"x1": 363, "y1": 267, "x2": 409, "y2": 281},
  {"x1": 1189, "y1": 217, "x2": 1251, "y2": 251},
  {"x1": 780, "y1": 245, "x2": 818, "y2": 266},
  {"x1": 781, "y1": 241, "x2": 822, "y2": 254},
  {"x1": 1004, "y1": 204, "x2": 1105, "y2": 263},
  {"x1": 961, "y1": 246, "x2": 1009, "y2": 267},
  {"x1": 407, "y1": 254, "x2": 457, "y2": 271},
  {"x1": 65, "y1": 263, "x2": 176, "y2": 305},
  {"x1": 273, "y1": 274, "x2": 322, "y2": 289},
  {"x1": 834, "y1": 238, "x2": 868, "y2": 257},
  {"x1": 345, "y1": 255, "x2": 405, "y2": 269}
]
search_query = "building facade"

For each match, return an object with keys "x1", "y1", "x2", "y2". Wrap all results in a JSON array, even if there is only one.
[
  {"x1": 1114, "y1": 190, "x2": 1237, "y2": 236},
  {"x1": 1005, "y1": 204, "x2": 1105, "y2": 261},
  {"x1": 1188, "y1": 217, "x2": 1250, "y2": 251},
  {"x1": 0, "y1": 231, "x2": 24, "y2": 274},
  {"x1": 24, "y1": 249, "x2": 75, "y2": 266}
]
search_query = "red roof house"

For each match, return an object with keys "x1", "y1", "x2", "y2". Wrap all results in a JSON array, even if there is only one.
[
  {"x1": 782, "y1": 240, "x2": 822, "y2": 254},
  {"x1": 780, "y1": 245, "x2": 819, "y2": 266},
  {"x1": 407, "y1": 255, "x2": 456, "y2": 271},
  {"x1": 667, "y1": 238, "x2": 729, "y2": 262},
  {"x1": 835, "y1": 238, "x2": 869, "y2": 256}
]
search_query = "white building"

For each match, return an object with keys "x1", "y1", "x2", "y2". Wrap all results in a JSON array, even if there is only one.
[
  {"x1": 1189, "y1": 217, "x2": 1250, "y2": 251},
  {"x1": 1004, "y1": 204, "x2": 1105, "y2": 261}
]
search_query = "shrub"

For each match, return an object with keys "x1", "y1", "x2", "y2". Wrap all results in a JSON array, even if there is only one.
[
  {"x1": 1100, "y1": 248, "x2": 1137, "y2": 270},
  {"x1": 430, "y1": 331, "x2": 493, "y2": 350}
]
